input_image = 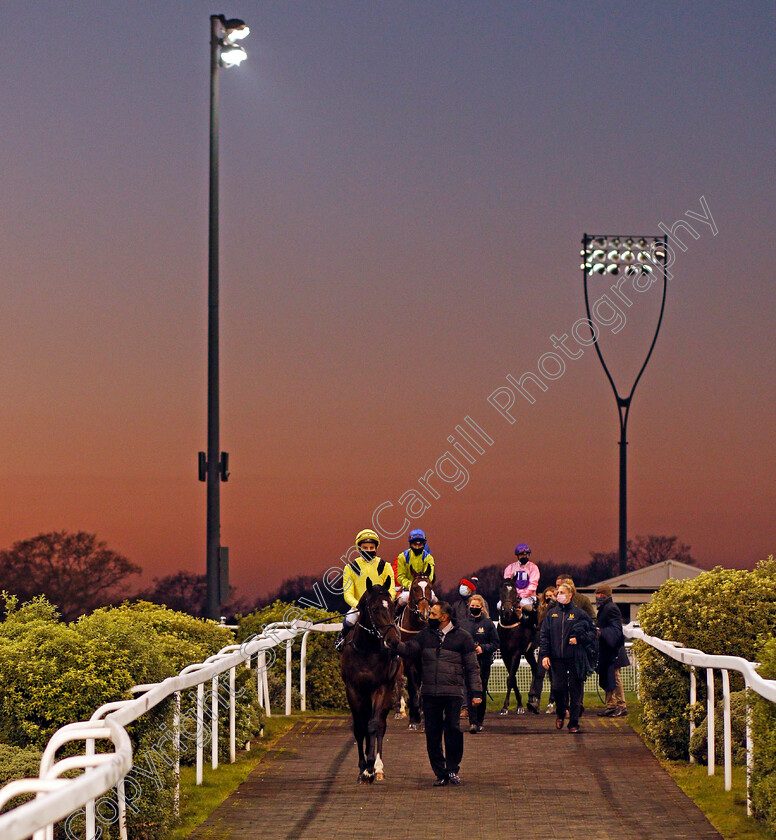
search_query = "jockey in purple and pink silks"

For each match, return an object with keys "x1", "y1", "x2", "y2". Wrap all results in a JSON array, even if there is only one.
[{"x1": 503, "y1": 543, "x2": 540, "y2": 612}]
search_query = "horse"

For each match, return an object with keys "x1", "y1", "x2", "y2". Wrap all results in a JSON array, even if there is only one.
[
  {"x1": 396, "y1": 566, "x2": 433, "y2": 729},
  {"x1": 496, "y1": 579, "x2": 539, "y2": 715},
  {"x1": 339, "y1": 576, "x2": 402, "y2": 783}
]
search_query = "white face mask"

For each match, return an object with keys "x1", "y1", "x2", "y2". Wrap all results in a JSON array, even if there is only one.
[
  {"x1": 459, "y1": 585, "x2": 472, "y2": 597},
  {"x1": 556, "y1": 593, "x2": 570, "y2": 604}
]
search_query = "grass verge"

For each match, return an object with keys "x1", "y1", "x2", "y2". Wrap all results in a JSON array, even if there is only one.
[{"x1": 626, "y1": 699, "x2": 775, "y2": 840}]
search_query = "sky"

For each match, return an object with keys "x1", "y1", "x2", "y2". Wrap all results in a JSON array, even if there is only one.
[{"x1": 1, "y1": 1, "x2": 774, "y2": 603}]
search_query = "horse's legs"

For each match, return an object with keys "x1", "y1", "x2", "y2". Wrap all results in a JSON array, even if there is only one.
[
  {"x1": 393, "y1": 672, "x2": 405, "y2": 718},
  {"x1": 372, "y1": 684, "x2": 393, "y2": 782},
  {"x1": 501, "y1": 654, "x2": 514, "y2": 714},
  {"x1": 513, "y1": 653, "x2": 525, "y2": 713},
  {"x1": 353, "y1": 709, "x2": 368, "y2": 778},
  {"x1": 407, "y1": 663, "x2": 422, "y2": 729},
  {"x1": 525, "y1": 646, "x2": 542, "y2": 710}
]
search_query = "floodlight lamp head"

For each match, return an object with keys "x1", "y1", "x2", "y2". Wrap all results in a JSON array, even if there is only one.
[
  {"x1": 223, "y1": 18, "x2": 250, "y2": 42},
  {"x1": 220, "y1": 43, "x2": 247, "y2": 67}
]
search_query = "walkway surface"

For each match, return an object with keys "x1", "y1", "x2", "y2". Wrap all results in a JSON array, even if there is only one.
[{"x1": 188, "y1": 710, "x2": 723, "y2": 840}]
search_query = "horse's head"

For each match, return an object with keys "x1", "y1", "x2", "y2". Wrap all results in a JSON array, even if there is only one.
[
  {"x1": 361, "y1": 577, "x2": 400, "y2": 648},
  {"x1": 499, "y1": 580, "x2": 520, "y2": 625},
  {"x1": 408, "y1": 566, "x2": 433, "y2": 622}
]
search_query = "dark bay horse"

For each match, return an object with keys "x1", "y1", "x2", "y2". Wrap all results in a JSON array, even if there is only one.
[
  {"x1": 397, "y1": 566, "x2": 433, "y2": 729},
  {"x1": 339, "y1": 577, "x2": 402, "y2": 783},
  {"x1": 497, "y1": 579, "x2": 539, "y2": 715}
]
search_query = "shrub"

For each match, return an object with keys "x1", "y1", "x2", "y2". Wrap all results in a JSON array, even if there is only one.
[
  {"x1": 688, "y1": 689, "x2": 748, "y2": 765},
  {"x1": 751, "y1": 637, "x2": 776, "y2": 832},
  {"x1": 0, "y1": 597, "x2": 263, "y2": 840},
  {"x1": 238, "y1": 601, "x2": 347, "y2": 711},
  {"x1": 635, "y1": 558, "x2": 776, "y2": 760},
  {"x1": 0, "y1": 744, "x2": 43, "y2": 812}
]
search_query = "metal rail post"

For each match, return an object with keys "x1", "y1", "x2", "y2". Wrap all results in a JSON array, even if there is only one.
[
  {"x1": 722, "y1": 670, "x2": 732, "y2": 791},
  {"x1": 706, "y1": 668, "x2": 715, "y2": 775},
  {"x1": 689, "y1": 666, "x2": 696, "y2": 763}
]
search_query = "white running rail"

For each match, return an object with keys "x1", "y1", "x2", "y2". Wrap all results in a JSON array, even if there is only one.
[
  {"x1": 625, "y1": 622, "x2": 776, "y2": 814},
  {"x1": 0, "y1": 619, "x2": 339, "y2": 840}
]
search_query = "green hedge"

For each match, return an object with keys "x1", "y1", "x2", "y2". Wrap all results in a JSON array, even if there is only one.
[
  {"x1": 688, "y1": 689, "x2": 748, "y2": 766},
  {"x1": 751, "y1": 637, "x2": 776, "y2": 832},
  {"x1": 0, "y1": 597, "x2": 263, "y2": 840},
  {"x1": 238, "y1": 601, "x2": 347, "y2": 711},
  {"x1": 635, "y1": 558, "x2": 776, "y2": 761}
]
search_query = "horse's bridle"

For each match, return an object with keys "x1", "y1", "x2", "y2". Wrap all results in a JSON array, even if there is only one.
[
  {"x1": 361, "y1": 598, "x2": 401, "y2": 648},
  {"x1": 499, "y1": 584, "x2": 521, "y2": 628}
]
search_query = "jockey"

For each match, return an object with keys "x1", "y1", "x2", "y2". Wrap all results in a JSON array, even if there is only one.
[
  {"x1": 335, "y1": 529, "x2": 396, "y2": 651},
  {"x1": 395, "y1": 529, "x2": 436, "y2": 607},
  {"x1": 503, "y1": 543, "x2": 540, "y2": 613}
]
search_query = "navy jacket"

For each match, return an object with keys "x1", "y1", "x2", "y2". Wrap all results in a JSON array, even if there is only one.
[
  {"x1": 460, "y1": 613, "x2": 500, "y2": 663},
  {"x1": 539, "y1": 601, "x2": 597, "y2": 663}
]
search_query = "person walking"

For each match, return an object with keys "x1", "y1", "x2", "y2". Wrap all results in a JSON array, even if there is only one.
[
  {"x1": 461, "y1": 594, "x2": 499, "y2": 733},
  {"x1": 389, "y1": 601, "x2": 482, "y2": 786},
  {"x1": 595, "y1": 584, "x2": 629, "y2": 717},
  {"x1": 539, "y1": 582, "x2": 596, "y2": 733}
]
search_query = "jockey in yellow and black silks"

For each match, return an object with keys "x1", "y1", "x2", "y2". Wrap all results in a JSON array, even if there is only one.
[{"x1": 335, "y1": 529, "x2": 396, "y2": 651}]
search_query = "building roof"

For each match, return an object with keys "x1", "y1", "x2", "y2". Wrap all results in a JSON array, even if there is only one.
[{"x1": 582, "y1": 559, "x2": 703, "y2": 591}]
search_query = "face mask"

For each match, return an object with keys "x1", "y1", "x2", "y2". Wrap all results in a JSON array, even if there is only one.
[
  {"x1": 360, "y1": 549, "x2": 376, "y2": 561},
  {"x1": 459, "y1": 585, "x2": 472, "y2": 597},
  {"x1": 469, "y1": 607, "x2": 482, "y2": 617},
  {"x1": 556, "y1": 593, "x2": 570, "y2": 605},
  {"x1": 428, "y1": 617, "x2": 441, "y2": 630}
]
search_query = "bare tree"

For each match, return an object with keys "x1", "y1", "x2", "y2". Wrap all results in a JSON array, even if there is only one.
[
  {"x1": 139, "y1": 571, "x2": 208, "y2": 617},
  {"x1": 581, "y1": 534, "x2": 697, "y2": 584},
  {"x1": 0, "y1": 531, "x2": 141, "y2": 621}
]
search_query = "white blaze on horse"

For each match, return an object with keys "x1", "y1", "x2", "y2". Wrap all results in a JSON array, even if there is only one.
[{"x1": 339, "y1": 576, "x2": 402, "y2": 783}]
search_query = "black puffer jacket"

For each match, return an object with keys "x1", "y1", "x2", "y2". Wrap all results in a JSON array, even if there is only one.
[{"x1": 397, "y1": 626, "x2": 483, "y2": 699}]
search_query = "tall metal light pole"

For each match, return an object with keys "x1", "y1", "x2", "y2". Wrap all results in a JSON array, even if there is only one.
[
  {"x1": 581, "y1": 235, "x2": 668, "y2": 576},
  {"x1": 199, "y1": 14, "x2": 249, "y2": 621}
]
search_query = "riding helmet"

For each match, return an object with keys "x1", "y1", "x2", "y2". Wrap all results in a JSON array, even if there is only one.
[{"x1": 355, "y1": 528, "x2": 380, "y2": 547}]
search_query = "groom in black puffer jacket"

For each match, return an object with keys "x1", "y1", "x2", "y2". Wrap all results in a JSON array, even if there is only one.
[{"x1": 390, "y1": 601, "x2": 482, "y2": 786}]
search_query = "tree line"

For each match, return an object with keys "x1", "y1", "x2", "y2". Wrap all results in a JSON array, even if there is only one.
[{"x1": 0, "y1": 530, "x2": 696, "y2": 622}]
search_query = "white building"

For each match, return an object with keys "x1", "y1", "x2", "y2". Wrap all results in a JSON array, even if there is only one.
[{"x1": 579, "y1": 559, "x2": 703, "y2": 622}]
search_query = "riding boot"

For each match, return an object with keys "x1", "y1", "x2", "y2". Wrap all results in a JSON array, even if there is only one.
[{"x1": 335, "y1": 627, "x2": 351, "y2": 652}]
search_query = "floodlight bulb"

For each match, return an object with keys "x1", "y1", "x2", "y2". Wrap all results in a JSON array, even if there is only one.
[
  {"x1": 606, "y1": 264, "x2": 619, "y2": 274},
  {"x1": 593, "y1": 263, "x2": 605, "y2": 274},
  {"x1": 611, "y1": 238, "x2": 621, "y2": 247},
  {"x1": 621, "y1": 250, "x2": 634, "y2": 262},
  {"x1": 607, "y1": 249, "x2": 619, "y2": 261},
  {"x1": 592, "y1": 249, "x2": 605, "y2": 261},
  {"x1": 220, "y1": 44, "x2": 247, "y2": 66},
  {"x1": 637, "y1": 238, "x2": 647, "y2": 247},
  {"x1": 225, "y1": 24, "x2": 250, "y2": 42}
]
